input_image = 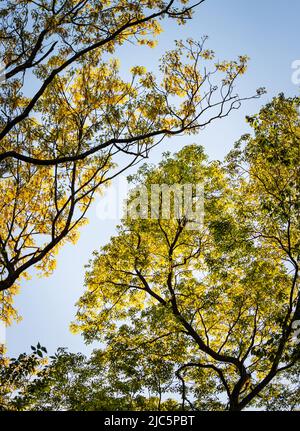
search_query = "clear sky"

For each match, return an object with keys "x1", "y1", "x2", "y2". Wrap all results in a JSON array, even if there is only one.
[{"x1": 6, "y1": 0, "x2": 300, "y2": 357}]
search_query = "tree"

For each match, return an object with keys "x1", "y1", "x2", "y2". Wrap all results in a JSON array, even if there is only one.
[
  {"x1": 0, "y1": 0, "x2": 257, "y2": 324},
  {"x1": 1, "y1": 345, "x2": 182, "y2": 411},
  {"x1": 72, "y1": 96, "x2": 300, "y2": 411},
  {"x1": 0, "y1": 343, "x2": 47, "y2": 410}
]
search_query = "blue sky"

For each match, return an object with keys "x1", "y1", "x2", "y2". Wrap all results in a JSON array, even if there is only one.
[{"x1": 6, "y1": 0, "x2": 300, "y2": 357}]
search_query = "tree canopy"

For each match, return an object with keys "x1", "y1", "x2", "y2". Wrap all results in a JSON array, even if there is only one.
[
  {"x1": 71, "y1": 95, "x2": 300, "y2": 411},
  {"x1": 0, "y1": 0, "x2": 256, "y2": 324},
  {"x1": 1, "y1": 1, "x2": 298, "y2": 413},
  {"x1": 1, "y1": 95, "x2": 300, "y2": 411}
]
